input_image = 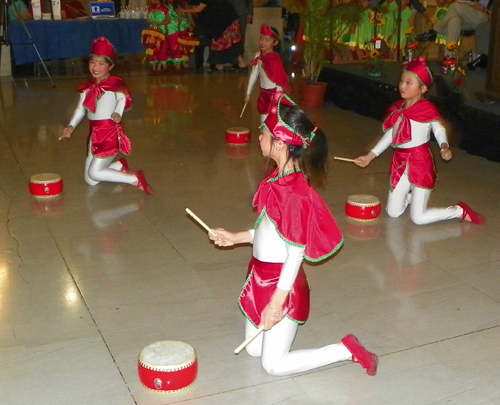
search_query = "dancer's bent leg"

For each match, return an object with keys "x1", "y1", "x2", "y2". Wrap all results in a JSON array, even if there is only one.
[
  {"x1": 260, "y1": 317, "x2": 351, "y2": 376},
  {"x1": 87, "y1": 155, "x2": 137, "y2": 185},
  {"x1": 386, "y1": 170, "x2": 412, "y2": 218},
  {"x1": 409, "y1": 186, "x2": 462, "y2": 225}
]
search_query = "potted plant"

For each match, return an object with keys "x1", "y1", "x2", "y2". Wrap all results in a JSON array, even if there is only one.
[{"x1": 295, "y1": 0, "x2": 361, "y2": 108}]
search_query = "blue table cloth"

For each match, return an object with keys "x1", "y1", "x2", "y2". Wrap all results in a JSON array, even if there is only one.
[{"x1": 9, "y1": 19, "x2": 147, "y2": 65}]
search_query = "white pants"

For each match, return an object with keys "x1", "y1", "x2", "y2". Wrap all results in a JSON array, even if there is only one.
[
  {"x1": 84, "y1": 142, "x2": 137, "y2": 187},
  {"x1": 387, "y1": 168, "x2": 463, "y2": 225},
  {"x1": 244, "y1": 318, "x2": 352, "y2": 376},
  {"x1": 434, "y1": 3, "x2": 488, "y2": 55}
]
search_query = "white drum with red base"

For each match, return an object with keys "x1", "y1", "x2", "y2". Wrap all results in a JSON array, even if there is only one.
[
  {"x1": 345, "y1": 194, "x2": 381, "y2": 222},
  {"x1": 138, "y1": 341, "x2": 198, "y2": 393},
  {"x1": 226, "y1": 127, "x2": 251, "y2": 144},
  {"x1": 29, "y1": 173, "x2": 63, "y2": 199}
]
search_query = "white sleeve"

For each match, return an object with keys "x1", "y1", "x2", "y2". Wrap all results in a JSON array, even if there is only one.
[
  {"x1": 276, "y1": 244, "x2": 305, "y2": 291},
  {"x1": 431, "y1": 120, "x2": 448, "y2": 146},
  {"x1": 248, "y1": 229, "x2": 255, "y2": 242},
  {"x1": 246, "y1": 60, "x2": 260, "y2": 96},
  {"x1": 371, "y1": 128, "x2": 394, "y2": 156},
  {"x1": 68, "y1": 92, "x2": 87, "y2": 128},
  {"x1": 114, "y1": 92, "x2": 126, "y2": 116}
]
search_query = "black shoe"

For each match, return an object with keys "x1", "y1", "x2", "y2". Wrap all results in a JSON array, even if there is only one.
[
  {"x1": 417, "y1": 29, "x2": 437, "y2": 42},
  {"x1": 466, "y1": 54, "x2": 488, "y2": 71}
]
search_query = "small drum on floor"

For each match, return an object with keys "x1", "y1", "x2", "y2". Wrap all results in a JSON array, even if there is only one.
[
  {"x1": 345, "y1": 194, "x2": 381, "y2": 222},
  {"x1": 138, "y1": 341, "x2": 198, "y2": 393},
  {"x1": 29, "y1": 173, "x2": 63, "y2": 199},
  {"x1": 226, "y1": 127, "x2": 251, "y2": 144}
]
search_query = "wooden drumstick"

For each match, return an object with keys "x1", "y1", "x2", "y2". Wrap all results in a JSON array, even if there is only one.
[
  {"x1": 234, "y1": 326, "x2": 264, "y2": 355},
  {"x1": 239, "y1": 102, "x2": 248, "y2": 118},
  {"x1": 185, "y1": 208, "x2": 217, "y2": 236},
  {"x1": 59, "y1": 135, "x2": 66, "y2": 141},
  {"x1": 334, "y1": 157, "x2": 356, "y2": 163}
]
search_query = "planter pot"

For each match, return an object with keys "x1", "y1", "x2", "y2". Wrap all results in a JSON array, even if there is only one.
[{"x1": 299, "y1": 81, "x2": 328, "y2": 108}]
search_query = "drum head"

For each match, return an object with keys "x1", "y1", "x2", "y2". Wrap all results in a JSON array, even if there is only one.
[
  {"x1": 226, "y1": 127, "x2": 250, "y2": 134},
  {"x1": 139, "y1": 341, "x2": 196, "y2": 370},
  {"x1": 30, "y1": 173, "x2": 61, "y2": 184},
  {"x1": 347, "y1": 194, "x2": 380, "y2": 206}
]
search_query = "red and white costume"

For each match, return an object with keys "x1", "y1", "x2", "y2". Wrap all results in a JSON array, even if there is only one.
[
  {"x1": 371, "y1": 58, "x2": 464, "y2": 225},
  {"x1": 67, "y1": 37, "x2": 137, "y2": 187},
  {"x1": 246, "y1": 25, "x2": 290, "y2": 123},
  {"x1": 236, "y1": 93, "x2": 366, "y2": 376}
]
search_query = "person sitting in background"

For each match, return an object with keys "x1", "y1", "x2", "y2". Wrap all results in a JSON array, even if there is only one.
[
  {"x1": 61, "y1": 0, "x2": 89, "y2": 19},
  {"x1": 7, "y1": 0, "x2": 32, "y2": 21},
  {"x1": 467, "y1": 0, "x2": 491, "y2": 70},
  {"x1": 418, "y1": 0, "x2": 489, "y2": 56}
]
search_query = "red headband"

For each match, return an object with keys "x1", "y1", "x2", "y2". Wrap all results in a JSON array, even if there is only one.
[
  {"x1": 404, "y1": 56, "x2": 432, "y2": 88},
  {"x1": 260, "y1": 24, "x2": 279, "y2": 41},
  {"x1": 89, "y1": 36, "x2": 116, "y2": 63},
  {"x1": 262, "y1": 93, "x2": 314, "y2": 148}
]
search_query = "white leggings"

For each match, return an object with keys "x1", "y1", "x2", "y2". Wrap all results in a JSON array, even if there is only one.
[
  {"x1": 244, "y1": 318, "x2": 352, "y2": 376},
  {"x1": 387, "y1": 168, "x2": 463, "y2": 225},
  {"x1": 84, "y1": 142, "x2": 137, "y2": 187}
]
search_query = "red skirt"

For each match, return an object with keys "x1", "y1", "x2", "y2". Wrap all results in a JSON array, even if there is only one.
[
  {"x1": 257, "y1": 88, "x2": 277, "y2": 115},
  {"x1": 391, "y1": 143, "x2": 436, "y2": 190},
  {"x1": 88, "y1": 119, "x2": 131, "y2": 158},
  {"x1": 238, "y1": 257, "x2": 310, "y2": 327}
]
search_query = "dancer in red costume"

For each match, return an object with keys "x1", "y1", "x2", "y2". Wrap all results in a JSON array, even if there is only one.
[
  {"x1": 354, "y1": 56, "x2": 484, "y2": 225},
  {"x1": 62, "y1": 37, "x2": 154, "y2": 194},
  {"x1": 208, "y1": 93, "x2": 378, "y2": 376},
  {"x1": 245, "y1": 24, "x2": 291, "y2": 123}
]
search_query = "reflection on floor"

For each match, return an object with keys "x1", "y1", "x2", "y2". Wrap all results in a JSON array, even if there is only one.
[{"x1": 1, "y1": 71, "x2": 500, "y2": 405}]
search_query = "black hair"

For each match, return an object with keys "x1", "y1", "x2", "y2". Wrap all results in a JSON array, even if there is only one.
[
  {"x1": 277, "y1": 104, "x2": 328, "y2": 185},
  {"x1": 269, "y1": 26, "x2": 281, "y2": 52}
]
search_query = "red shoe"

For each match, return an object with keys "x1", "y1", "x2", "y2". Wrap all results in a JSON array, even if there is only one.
[
  {"x1": 136, "y1": 170, "x2": 155, "y2": 195},
  {"x1": 341, "y1": 334, "x2": 378, "y2": 376},
  {"x1": 118, "y1": 158, "x2": 133, "y2": 175},
  {"x1": 457, "y1": 201, "x2": 486, "y2": 225}
]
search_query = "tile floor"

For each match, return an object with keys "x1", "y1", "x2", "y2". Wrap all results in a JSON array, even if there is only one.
[{"x1": 1, "y1": 69, "x2": 499, "y2": 405}]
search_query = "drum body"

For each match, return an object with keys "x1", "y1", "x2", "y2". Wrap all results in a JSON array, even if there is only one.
[
  {"x1": 226, "y1": 127, "x2": 251, "y2": 144},
  {"x1": 138, "y1": 341, "x2": 198, "y2": 393},
  {"x1": 29, "y1": 173, "x2": 63, "y2": 199},
  {"x1": 345, "y1": 194, "x2": 381, "y2": 221}
]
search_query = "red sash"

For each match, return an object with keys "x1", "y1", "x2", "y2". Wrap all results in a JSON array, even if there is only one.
[
  {"x1": 253, "y1": 169, "x2": 344, "y2": 262},
  {"x1": 77, "y1": 76, "x2": 132, "y2": 114},
  {"x1": 251, "y1": 52, "x2": 291, "y2": 93},
  {"x1": 383, "y1": 99, "x2": 442, "y2": 146}
]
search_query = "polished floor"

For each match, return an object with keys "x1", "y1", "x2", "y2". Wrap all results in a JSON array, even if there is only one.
[{"x1": 1, "y1": 68, "x2": 500, "y2": 405}]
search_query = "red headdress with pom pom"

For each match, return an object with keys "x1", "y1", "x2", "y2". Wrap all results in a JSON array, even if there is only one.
[
  {"x1": 260, "y1": 24, "x2": 280, "y2": 41},
  {"x1": 403, "y1": 56, "x2": 433, "y2": 88},
  {"x1": 89, "y1": 36, "x2": 116, "y2": 64}
]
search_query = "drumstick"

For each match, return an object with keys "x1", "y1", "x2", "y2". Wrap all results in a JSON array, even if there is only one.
[
  {"x1": 59, "y1": 135, "x2": 66, "y2": 140},
  {"x1": 234, "y1": 326, "x2": 264, "y2": 355},
  {"x1": 334, "y1": 157, "x2": 356, "y2": 163},
  {"x1": 239, "y1": 102, "x2": 248, "y2": 118},
  {"x1": 185, "y1": 208, "x2": 217, "y2": 236}
]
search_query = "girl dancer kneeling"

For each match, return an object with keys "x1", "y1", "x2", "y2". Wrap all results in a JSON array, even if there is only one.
[
  {"x1": 209, "y1": 93, "x2": 378, "y2": 376},
  {"x1": 62, "y1": 37, "x2": 154, "y2": 194},
  {"x1": 354, "y1": 56, "x2": 484, "y2": 225}
]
